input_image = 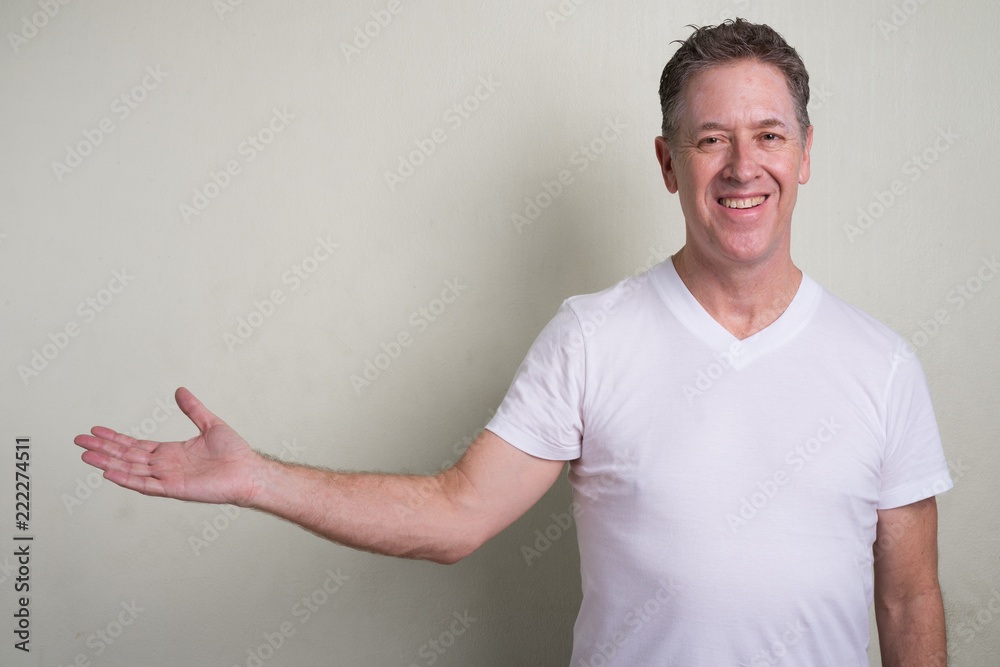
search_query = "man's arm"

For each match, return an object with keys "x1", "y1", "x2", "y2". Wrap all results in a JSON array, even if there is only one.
[
  {"x1": 74, "y1": 387, "x2": 566, "y2": 565},
  {"x1": 873, "y1": 496, "x2": 947, "y2": 667}
]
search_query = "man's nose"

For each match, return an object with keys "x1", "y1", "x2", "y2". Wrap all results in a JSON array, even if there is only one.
[{"x1": 722, "y1": 140, "x2": 761, "y2": 182}]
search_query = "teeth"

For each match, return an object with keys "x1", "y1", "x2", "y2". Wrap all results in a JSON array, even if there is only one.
[{"x1": 720, "y1": 196, "x2": 766, "y2": 209}]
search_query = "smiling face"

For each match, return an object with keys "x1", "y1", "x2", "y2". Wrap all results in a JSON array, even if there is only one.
[{"x1": 655, "y1": 59, "x2": 813, "y2": 273}]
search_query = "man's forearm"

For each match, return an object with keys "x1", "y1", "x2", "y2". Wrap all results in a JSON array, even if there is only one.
[
  {"x1": 875, "y1": 588, "x2": 947, "y2": 667},
  {"x1": 243, "y1": 455, "x2": 480, "y2": 564}
]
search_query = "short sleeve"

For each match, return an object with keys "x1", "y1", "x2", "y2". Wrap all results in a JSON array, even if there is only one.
[
  {"x1": 878, "y1": 341, "x2": 953, "y2": 509},
  {"x1": 485, "y1": 301, "x2": 585, "y2": 461}
]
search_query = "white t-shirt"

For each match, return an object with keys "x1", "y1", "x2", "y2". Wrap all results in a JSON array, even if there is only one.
[{"x1": 486, "y1": 258, "x2": 953, "y2": 666}]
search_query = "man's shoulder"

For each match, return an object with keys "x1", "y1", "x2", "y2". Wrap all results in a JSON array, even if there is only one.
[
  {"x1": 810, "y1": 278, "x2": 912, "y2": 357},
  {"x1": 560, "y1": 261, "x2": 667, "y2": 323}
]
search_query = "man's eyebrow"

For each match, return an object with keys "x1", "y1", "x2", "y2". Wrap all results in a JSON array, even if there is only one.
[
  {"x1": 754, "y1": 118, "x2": 789, "y2": 130},
  {"x1": 694, "y1": 118, "x2": 790, "y2": 132}
]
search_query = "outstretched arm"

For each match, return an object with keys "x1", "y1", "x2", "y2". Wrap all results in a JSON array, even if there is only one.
[{"x1": 75, "y1": 387, "x2": 566, "y2": 564}]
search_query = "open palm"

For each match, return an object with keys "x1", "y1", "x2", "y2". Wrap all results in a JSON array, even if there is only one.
[{"x1": 75, "y1": 387, "x2": 260, "y2": 506}]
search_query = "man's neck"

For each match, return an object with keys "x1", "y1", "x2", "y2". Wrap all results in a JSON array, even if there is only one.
[{"x1": 671, "y1": 247, "x2": 802, "y2": 340}]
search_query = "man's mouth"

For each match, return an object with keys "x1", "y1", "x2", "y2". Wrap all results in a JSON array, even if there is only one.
[{"x1": 718, "y1": 195, "x2": 767, "y2": 209}]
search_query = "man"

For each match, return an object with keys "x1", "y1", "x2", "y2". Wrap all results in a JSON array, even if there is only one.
[{"x1": 76, "y1": 19, "x2": 951, "y2": 666}]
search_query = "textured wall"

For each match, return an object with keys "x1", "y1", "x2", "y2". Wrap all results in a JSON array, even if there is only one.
[{"x1": 1, "y1": 1, "x2": 997, "y2": 665}]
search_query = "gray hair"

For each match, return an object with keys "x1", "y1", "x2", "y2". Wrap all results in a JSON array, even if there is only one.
[{"x1": 658, "y1": 19, "x2": 811, "y2": 144}]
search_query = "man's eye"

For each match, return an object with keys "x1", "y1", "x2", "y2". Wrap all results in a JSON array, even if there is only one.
[
  {"x1": 701, "y1": 137, "x2": 719, "y2": 145},
  {"x1": 762, "y1": 133, "x2": 778, "y2": 141}
]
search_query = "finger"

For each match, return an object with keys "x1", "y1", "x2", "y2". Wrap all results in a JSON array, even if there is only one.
[
  {"x1": 103, "y1": 469, "x2": 168, "y2": 497},
  {"x1": 81, "y1": 449, "x2": 154, "y2": 477},
  {"x1": 89, "y1": 426, "x2": 159, "y2": 453},
  {"x1": 75, "y1": 434, "x2": 151, "y2": 465},
  {"x1": 175, "y1": 386, "x2": 223, "y2": 433},
  {"x1": 90, "y1": 426, "x2": 138, "y2": 447}
]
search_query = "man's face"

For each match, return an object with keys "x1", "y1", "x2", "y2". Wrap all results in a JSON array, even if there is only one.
[{"x1": 655, "y1": 60, "x2": 813, "y2": 270}]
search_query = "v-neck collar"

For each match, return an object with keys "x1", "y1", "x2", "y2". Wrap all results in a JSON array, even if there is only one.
[{"x1": 650, "y1": 257, "x2": 821, "y2": 369}]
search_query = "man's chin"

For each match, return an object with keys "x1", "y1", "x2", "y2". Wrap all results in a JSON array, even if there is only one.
[{"x1": 706, "y1": 237, "x2": 788, "y2": 269}]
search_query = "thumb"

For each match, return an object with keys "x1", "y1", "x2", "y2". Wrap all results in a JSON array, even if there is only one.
[{"x1": 175, "y1": 387, "x2": 223, "y2": 433}]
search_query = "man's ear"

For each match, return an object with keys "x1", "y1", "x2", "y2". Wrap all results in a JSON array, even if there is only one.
[
  {"x1": 654, "y1": 136, "x2": 679, "y2": 194},
  {"x1": 798, "y1": 125, "x2": 814, "y2": 185}
]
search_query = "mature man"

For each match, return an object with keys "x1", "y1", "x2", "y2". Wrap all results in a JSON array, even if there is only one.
[{"x1": 76, "y1": 19, "x2": 951, "y2": 666}]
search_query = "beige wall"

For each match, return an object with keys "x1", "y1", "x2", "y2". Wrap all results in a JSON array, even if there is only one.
[{"x1": 2, "y1": 1, "x2": 997, "y2": 665}]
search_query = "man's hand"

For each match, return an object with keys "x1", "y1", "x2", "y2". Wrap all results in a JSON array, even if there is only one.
[{"x1": 74, "y1": 387, "x2": 260, "y2": 507}]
